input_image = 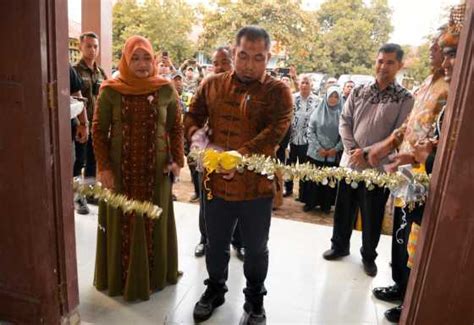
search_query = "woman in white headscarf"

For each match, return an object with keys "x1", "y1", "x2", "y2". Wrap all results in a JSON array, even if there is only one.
[{"x1": 304, "y1": 86, "x2": 344, "y2": 213}]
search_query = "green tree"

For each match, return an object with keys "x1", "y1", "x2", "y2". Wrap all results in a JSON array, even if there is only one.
[
  {"x1": 113, "y1": 0, "x2": 196, "y2": 66},
  {"x1": 317, "y1": 0, "x2": 393, "y2": 76},
  {"x1": 198, "y1": 0, "x2": 321, "y2": 72},
  {"x1": 403, "y1": 43, "x2": 431, "y2": 84}
]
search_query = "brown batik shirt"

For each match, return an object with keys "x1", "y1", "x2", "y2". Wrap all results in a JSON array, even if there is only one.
[{"x1": 184, "y1": 71, "x2": 293, "y2": 201}]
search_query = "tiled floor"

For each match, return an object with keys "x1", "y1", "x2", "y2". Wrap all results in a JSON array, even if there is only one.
[{"x1": 76, "y1": 202, "x2": 398, "y2": 324}]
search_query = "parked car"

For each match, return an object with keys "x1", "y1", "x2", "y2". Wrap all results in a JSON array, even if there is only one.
[
  {"x1": 304, "y1": 72, "x2": 328, "y2": 95},
  {"x1": 337, "y1": 74, "x2": 374, "y2": 87}
]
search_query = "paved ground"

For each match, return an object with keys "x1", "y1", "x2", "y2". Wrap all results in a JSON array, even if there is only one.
[{"x1": 77, "y1": 203, "x2": 397, "y2": 325}]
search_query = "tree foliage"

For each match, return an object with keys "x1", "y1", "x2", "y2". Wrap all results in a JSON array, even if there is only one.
[
  {"x1": 113, "y1": 0, "x2": 197, "y2": 65},
  {"x1": 316, "y1": 0, "x2": 393, "y2": 75},
  {"x1": 113, "y1": 0, "x2": 395, "y2": 76},
  {"x1": 197, "y1": 0, "x2": 321, "y2": 72},
  {"x1": 403, "y1": 42, "x2": 432, "y2": 84}
]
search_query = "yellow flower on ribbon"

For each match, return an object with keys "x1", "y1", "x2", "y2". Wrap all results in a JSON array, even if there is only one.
[
  {"x1": 203, "y1": 149, "x2": 221, "y2": 173},
  {"x1": 412, "y1": 163, "x2": 426, "y2": 174},
  {"x1": 192, "y1": 148, "x2": 430, "y2": 207},
  {"x1": 394, "y1": 197, "x2": 406, "y2": 208},
  {"x1": 202, "y1": 149, "x2": 243, "y2": 172},
  {"x1": 219, "y1": 150, "x2": 243, "y2": 171}
]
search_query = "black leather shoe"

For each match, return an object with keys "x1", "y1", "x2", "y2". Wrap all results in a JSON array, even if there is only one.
[
  {"x1": 283, "y1": 191, "x2": 293, "y2": 198},
  {"x1": 362, "y1": 259, "x2": 378, "y2": 277},
  {"x1": 373, "y1": 285, "x2": 402, "y2": 302},
  {"x1": 322, "y1": 248, "x2": 349, "y2": 260},
  {"x1": 86, "y1": 196, "x2": 99, "y2": 205},
  {"x1": 242, "y1": 302, "x2": 266, "y2": 325},
  {"x1": 235, "y1": 247, "x2": 245, "y2": 261},
  {"x1": 321, "y1": 207, "x2": 331, "y2": 214},
  {"x1": 193, "y1": 286, "x2": 226, "y2": 322},
  {"x1": 303, "y1": 205, "x2": 314, "y2": 212},
  {"x1": 194, "y1": 243, "x2": 205, "y2": 257},
  {"x1": 74, "y1": 194, "x2": 90, "y2": 215},
  {"x1": 384, "y1": 305, "x2": 402, "y2": 323}
]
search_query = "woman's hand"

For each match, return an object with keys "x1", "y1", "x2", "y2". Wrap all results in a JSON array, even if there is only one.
[
  {"x1": 413, "y1": 140, "x2": 436, "y2": 164},
  {"x1": 97, "y1": 170, "x2": 115, "y2": 190},
  {"x1": 164, "y1": 162, "x2": 181, "y2": 179},
  {"x1": 326, "y1": 148, "x2": 337, "y2": 158},
  {"x1": 383, "y1": 152, "x2": 416, "y2": 173},
  {"x1": 171, "y1": 162, "x2": 181, "y2": 178}
]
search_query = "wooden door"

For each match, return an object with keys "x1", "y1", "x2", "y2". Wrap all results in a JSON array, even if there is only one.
[
  {"x1": 403, "y1": 1, "x2": 474, "y2": 324},
  {"x1": 0, "y1": 0, "x2": 78, "y2": 323}
]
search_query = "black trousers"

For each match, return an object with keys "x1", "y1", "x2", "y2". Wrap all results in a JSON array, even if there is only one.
[
  {"x1": 391, "y1": 207, "x2": 411, "y2": 297},
  {"x1": 71, "y1": 121, "x2": 77, "y2": 177},
  {"x1": 189, "y1": 164, "x2": 200, "y2": 197},
  {"x1": 285, "y1": 143, "x2": 308, "y2": 197},
  {"x1": 392, "y1": 205, "x2": 424, "y2": 297},
  {"x1": 73, "y1": 134, "x2": 96, "y2": 178},
  {"x1": 304, "y1": 158, "x2": 338, "y2": 211},
  {"x1": 204, "y1": 196, "x2": 272, "y2": 304},
  {"x1": 331, "y1": 181, "x2": 389, "y2": 262},
  {"x1": 198, "y1": 174, "x2": 242, "y2": 248},
  {"x1": 276, "y1": 143, "x2": 286, "y2": 164}
]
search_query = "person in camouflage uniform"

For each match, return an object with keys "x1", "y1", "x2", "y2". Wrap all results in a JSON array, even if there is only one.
[{"x1": 73, "y1": 31, "x2": 107, "y2": 214}]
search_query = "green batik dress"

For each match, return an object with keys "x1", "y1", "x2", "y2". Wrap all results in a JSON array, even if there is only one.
[{"x1": 92, "y1": 85, "x2": 181, "y2": 301}]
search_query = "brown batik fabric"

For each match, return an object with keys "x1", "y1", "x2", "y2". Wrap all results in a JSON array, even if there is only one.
[
  {"x1": 120, "y1": 92, "x2": 159, "y2": 284},
  {"x1": 184, "y1": 71, "x2": 293, "y2": 201}
]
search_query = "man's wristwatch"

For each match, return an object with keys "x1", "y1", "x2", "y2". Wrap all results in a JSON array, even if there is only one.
[{"x1": 363, "y1": 148, "x2": 370, "y2": 160}]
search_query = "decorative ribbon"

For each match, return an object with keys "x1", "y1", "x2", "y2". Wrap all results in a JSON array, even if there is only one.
[
  {"x1": 189, "y1": 148, "x2": 430, "y2": 209},
  {"x1": 73, "y1": 177, "x2": 162, "y2": 219}
]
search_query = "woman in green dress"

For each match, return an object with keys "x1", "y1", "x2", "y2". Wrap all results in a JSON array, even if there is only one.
[{"x1": 92, "y1": 35, "x2": 184, "y2": 301}]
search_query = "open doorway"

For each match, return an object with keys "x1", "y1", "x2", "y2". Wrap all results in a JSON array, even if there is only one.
[{"x1": 1, "y1": 0, "x2": 473, "y2": 324}]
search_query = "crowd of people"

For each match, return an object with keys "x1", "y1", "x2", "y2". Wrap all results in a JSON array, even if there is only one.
[{"x1": 68, "y1": 2, "x2": 465, "y2": 323}]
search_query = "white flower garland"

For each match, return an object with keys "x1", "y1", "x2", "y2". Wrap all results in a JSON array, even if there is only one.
[
  {"x1": 189, "y1": 148, "x2": 430, "y2": 209},
  {"x1": 73, "y1": 178, "x2": 162, "y2": 219}
]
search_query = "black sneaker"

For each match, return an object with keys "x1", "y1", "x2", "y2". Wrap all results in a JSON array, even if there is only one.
[
  {"x1": 362, "y1": 259, "x2": 378, "y2": 277},
  {"x1": 385, "y1": 304, "x2": 402, "y2": 323},
  {"x1": 74, "y1": 194, "x2": 90, "y2": 215},
  {"x1": 235, "y1": 247, "x2": 245, "y2": 261},
  {"x1": 194, "y1": 243, "x2": 205, "y2": 257},
  {"x1": 322, "y1": 248, "x2": 349, "y2": 260},
  {"x1": 86, "y1": 196, "x2": 99, "y2": 205},
  {"x1": 373, "y1": 284, "x2": 402, "y2": 302},
  {"x1": 243, "y1": 302, "x2": 266, "y2": 325},
  {"x1": 193, "y1": 284, "x2": 226, "y2": 322},
  {"x1": 189, "y1": 194, "x2": 200, "y2": 203}
]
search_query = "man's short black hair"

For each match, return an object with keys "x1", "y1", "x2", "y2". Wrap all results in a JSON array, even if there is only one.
[
  {"x1": 344, "y1": 80, "x2": 355, "y2": 86},
  {"x1": 80, "y1": 32, "x2": 99, "y2": 42},
  {"x1": 378, "y1": 43, "x2": 404, "y2": 61},
  {"x1": 236, "y1": 25, "x2": 271, "y2": 50}
]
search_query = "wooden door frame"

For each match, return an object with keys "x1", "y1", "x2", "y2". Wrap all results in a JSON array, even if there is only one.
[
  {"x1": 0, "y1": 0, "x2": 78, "y2": 323},
  {"x1": 402, "y1": 1, "x2": 474, "y2": 323},
  {"x1": 46, "y1": 0, "x2": 80, "y2": 318}
]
